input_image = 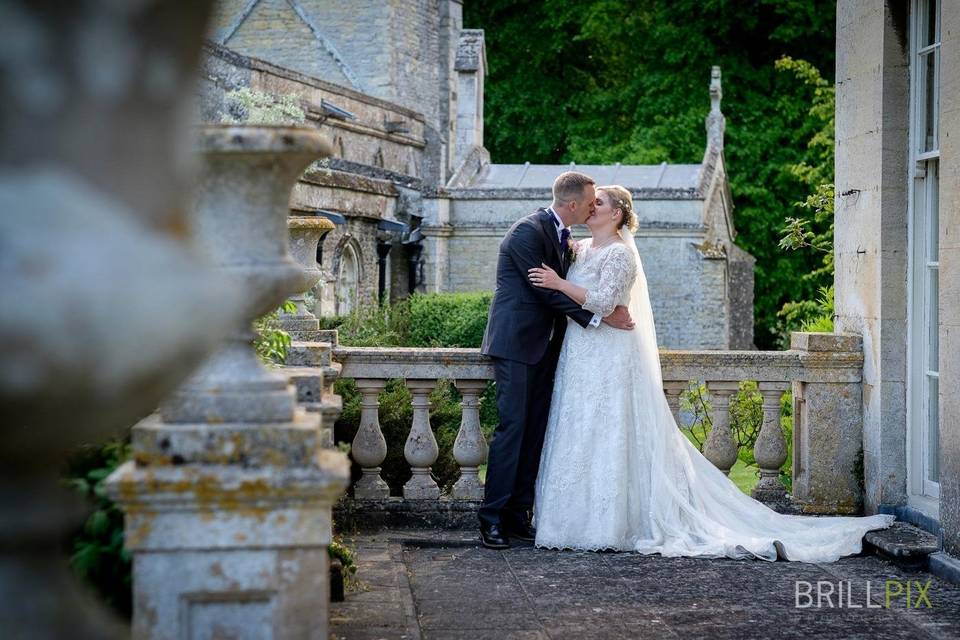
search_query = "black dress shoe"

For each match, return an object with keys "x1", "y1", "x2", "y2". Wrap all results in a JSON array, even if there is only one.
[{"x1": 479, "y1": 522, "x2": 510, "y2": 549}]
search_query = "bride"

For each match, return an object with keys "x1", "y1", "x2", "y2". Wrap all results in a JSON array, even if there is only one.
[{"x1": 526, "y1": 185, "x2": 895, "y2": 562}]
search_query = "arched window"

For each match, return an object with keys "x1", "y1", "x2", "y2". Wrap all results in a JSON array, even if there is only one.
[{"x1": 336, "y1": 242, "x2": 361, "y2": 315}]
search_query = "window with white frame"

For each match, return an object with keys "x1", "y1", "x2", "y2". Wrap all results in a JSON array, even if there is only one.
[{"x1": 907, "y1": 0, "x2": 940, "y2": 510}]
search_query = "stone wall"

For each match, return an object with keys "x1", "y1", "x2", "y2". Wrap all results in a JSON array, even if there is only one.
[
  {"x1": 429, "y1": 193, "x2": 737, "y2": 349},
  {"x1": 292, "y1": 168, "x2": 400, "y2": 313},
  {"x1": 208, "y1": 0, "x2": 462, "y2": 184},
  {"x1": 834, "y1": 0, "x2": 910, "y2": 513},
  {"x1": 201, "y1": 44, "x2": 427, "y2": 177},
  {"x1": 937, "y1": 1, "x2": 960, "y2": 558}
]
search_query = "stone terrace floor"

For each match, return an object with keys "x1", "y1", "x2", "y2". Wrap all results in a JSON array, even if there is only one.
[{"x1": 330, "y1": 528, "x2": 960, "y2": 640}]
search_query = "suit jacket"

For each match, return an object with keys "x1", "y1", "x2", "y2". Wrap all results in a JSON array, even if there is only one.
[{"x1": 480, "y1": 208, "x2": 594, "y2": 365}]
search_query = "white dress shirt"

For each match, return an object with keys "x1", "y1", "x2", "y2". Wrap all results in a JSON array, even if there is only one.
[{"x1": 546, "y1": 207, "x2": 601, "y2": 328}]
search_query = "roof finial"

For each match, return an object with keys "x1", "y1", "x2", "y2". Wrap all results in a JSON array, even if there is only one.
[{"x1": 706, "y1": 65, "x2": 725, "y2": 150}]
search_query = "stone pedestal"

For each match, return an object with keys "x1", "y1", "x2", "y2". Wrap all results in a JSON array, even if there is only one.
[
  {"x1": 106, "y1": 126, "x2": 350, "y2": 639},
  {"x1": 790, "y1": 332, "x2": 865, "y2": 514},
  {"x1": 109, "y1": 445, "x2": 348, "y2": 640}
]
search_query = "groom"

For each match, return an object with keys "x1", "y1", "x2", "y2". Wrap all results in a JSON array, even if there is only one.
[{"x1": 478, "y1": 171, "x2": 634, "y2": 549}]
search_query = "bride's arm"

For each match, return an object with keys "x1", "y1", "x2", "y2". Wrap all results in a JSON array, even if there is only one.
[
  {"x1": 581, "y1": 246, "x2": 637, "y2": 318},
  {"x1": 527, "y1": 263, "x2": 587, "y2": 304}
]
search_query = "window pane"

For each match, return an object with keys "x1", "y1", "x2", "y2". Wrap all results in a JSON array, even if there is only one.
[
  {"x1": 928, "y1": 269, "x2": 939, "y2": 372},
  {"x1": 919, "y1": 0, "x2": 939, "y2": 48},
  {"x1": 928, "y1": 160, "x2": 939, "y2": 254},
  {"x1": 927, "y1": 375, "x2": 939, "y2": 482},
  {"x1": 927, "y1": 0, "x2": 939, "y2": 47},
  {"x1": 924, "y1": 52, "x2": 938, "y2": 152}
]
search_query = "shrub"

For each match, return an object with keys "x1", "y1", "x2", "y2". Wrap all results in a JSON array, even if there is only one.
[
  {"x1": 407, "y1": 292, "x2": 492, "y2": 348},
  {"x1": 64, "y1": 439, "x2": 132, "y2": 618}
]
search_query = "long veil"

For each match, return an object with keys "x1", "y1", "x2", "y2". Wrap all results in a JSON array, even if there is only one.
[
  {"x1": 619, "y1": 225, "x2": 663, "y2": 388},
  {"x1": 609, "y1": 224, "x2": 895, "y2": 561}
]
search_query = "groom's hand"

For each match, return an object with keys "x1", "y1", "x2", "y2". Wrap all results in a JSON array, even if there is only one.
[{"x1": 602, "y1": 305, "x2": 635, "y2": 330}]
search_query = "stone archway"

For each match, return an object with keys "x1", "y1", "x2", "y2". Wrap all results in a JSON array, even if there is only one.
[{"x1": 336, "y1": 240, "x2": 361, "y2": 315}]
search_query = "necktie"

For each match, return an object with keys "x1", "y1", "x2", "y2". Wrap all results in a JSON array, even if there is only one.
[{"x1": 553, "y1": 213, "x2": 570, "y2": 253}]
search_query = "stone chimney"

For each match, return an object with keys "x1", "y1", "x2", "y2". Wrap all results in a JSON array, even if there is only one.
[{"x1": 453, "y1": 29, "x2": 486, "y2": 171}]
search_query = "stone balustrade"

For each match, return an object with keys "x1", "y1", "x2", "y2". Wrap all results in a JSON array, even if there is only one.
[{"x1": 322, "y1": 332, "x2": 866, "y2": 527}]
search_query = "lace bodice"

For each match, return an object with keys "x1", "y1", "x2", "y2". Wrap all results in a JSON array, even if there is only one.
[{"x1": 568, "y1": 240, "x2": 637, "y2": 317}]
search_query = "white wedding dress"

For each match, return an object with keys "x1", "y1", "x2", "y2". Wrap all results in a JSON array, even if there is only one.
[{"x1": 533, "y1": 228, "x2": 895, "y2": 562}]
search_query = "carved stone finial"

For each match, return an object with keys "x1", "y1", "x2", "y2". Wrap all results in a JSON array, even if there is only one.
[{"x1": 706, "y1": 65, "x2": 725, "y2": 150}]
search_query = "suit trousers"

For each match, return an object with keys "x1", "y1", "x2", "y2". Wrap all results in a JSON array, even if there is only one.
[{"x1": 478, "y1": 338, "x2": 562, "y2": 528}]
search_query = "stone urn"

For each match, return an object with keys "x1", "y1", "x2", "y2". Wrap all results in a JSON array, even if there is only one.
[
  {"x1": 160, "y1": 126, "x2": 332, "y2": 424},
  {"x1": 278, "y1": 215, "x2": 336, "y2": 340}
]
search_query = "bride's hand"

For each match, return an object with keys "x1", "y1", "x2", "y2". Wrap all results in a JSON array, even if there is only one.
[{"x1": 528, "y1": 263, "x2": 562, "y2": 290}]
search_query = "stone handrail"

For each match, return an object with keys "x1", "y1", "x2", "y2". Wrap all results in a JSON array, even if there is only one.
[{"x1": 331, "y1": 332, "x2": 865, "y2": 514}]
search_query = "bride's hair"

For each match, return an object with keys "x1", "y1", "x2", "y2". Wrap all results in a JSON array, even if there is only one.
[{"x1": 598, "y1": 185, "x2": 638, "y2": 233}]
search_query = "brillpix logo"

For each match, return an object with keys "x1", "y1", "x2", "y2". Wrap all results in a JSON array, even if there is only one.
[{"x1": 795, "y1": 579, "x2": 934, "y2": 609}]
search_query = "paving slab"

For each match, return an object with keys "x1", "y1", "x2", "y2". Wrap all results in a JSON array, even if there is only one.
[{"x1": 330, "y1": 529, "x2": 960, "y2": 640}]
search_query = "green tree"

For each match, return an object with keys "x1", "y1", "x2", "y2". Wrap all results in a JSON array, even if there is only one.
[{"x1": 465, "y1": 0, "x2": 837, "y2": 348}]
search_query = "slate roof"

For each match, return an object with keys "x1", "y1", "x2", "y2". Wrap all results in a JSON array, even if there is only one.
[{"x1": 467, "y1": 162, "x2": 702, "y2": 192}]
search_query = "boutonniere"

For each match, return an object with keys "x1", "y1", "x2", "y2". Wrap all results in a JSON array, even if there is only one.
[{"x1": 566, "y1": 237, "x2": 578, "y2": 263}]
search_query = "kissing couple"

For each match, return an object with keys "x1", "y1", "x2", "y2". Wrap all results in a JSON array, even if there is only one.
[{"x1": 477, "y1": 171, "x2": 894, "y2": 561}]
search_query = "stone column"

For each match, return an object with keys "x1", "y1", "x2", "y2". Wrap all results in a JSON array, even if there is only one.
[
  {"x1": 106, "y1": 126, "x2": 350, "y2": 640},
  {"x1": 663, "y1": 380, "x2": 688, "y2": 427},
  {"x1": 279, "y1": 215, "x2": 335, "y2": 340},
  {"x1": 352, "y1": 379, "x2": 390, "y2": 499},
  {"x1": 790, "y1": 332, "x2": 865, "y2": 514},
  {"x1": 404, "y1": 379, "x2": 440, "y2": 499},
  {"x1": 752, "y1": 382, "x2": 790, "y2": 503},
  {"x1": 703, "y1": 381, "x2": 740, "y2": 475},
  {"x1": 452, "y1": 380, "x2": 488, "y2": 499}
]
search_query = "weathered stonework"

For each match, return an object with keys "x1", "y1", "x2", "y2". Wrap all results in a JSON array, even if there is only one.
[{"x1": 106, "y1": 126, "x2": 350, "y2": 639}]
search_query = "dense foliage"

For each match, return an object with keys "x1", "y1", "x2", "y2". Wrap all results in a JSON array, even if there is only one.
[
  {"x1": 464, "y1": 0, "x2": 837, "y2": 348},
  {"x1": 64, "y1": 439, "x2": 132, "y2": 618}
]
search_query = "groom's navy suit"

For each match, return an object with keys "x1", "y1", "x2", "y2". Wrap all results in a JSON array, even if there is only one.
[{"x1": 479, "y1": 208, "x2": 595, "y2": 529}]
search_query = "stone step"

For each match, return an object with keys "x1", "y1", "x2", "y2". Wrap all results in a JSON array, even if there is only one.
[
  {"x1": 286, "y1": 367, "x2": 324, "y2": 404},
  {"x1": 864, "y1": 521, "x2": 939, "y2": 567},
  {"x1": 285, "y1": 341, "x2": 332, "y2": 367},
  {"x1": 284, "y1": 328, "x2": 339, "y2": 344}
]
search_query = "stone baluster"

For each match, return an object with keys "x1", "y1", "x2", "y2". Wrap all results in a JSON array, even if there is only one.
[
  {"x1": 663, "y1": 380, "x2": 688, "y2": 427},
  {"x1": 352, "y1": 379, "x2": 390, "y2": 499},
  {"x1": 452, "y1": 380, "x2": 489, "y2": 499},
  {"x1": 752, "y1": 382, "x2": 790, "y2": 503},
  {"x1": 703, "y1": 381, "x2": 740, "y2": 474},
  {"x1": 404, "y1": 379, "x2": 440, "y2": 499}
]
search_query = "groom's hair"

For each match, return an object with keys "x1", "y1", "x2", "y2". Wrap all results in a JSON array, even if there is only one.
[{"x1": 552, "y1": 171, "x2": 595, "y2": 205}]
